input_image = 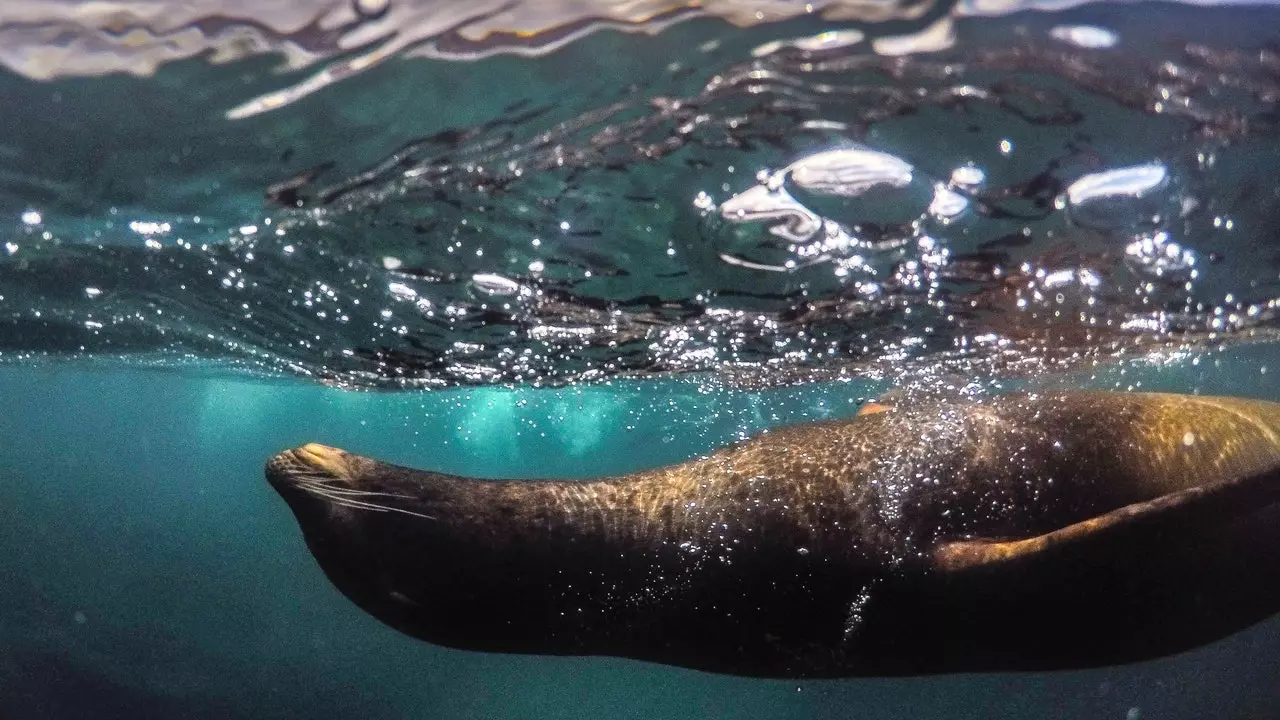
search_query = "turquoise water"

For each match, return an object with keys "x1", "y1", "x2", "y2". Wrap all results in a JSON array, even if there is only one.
[
  {"x1": 2, "y1": 346, "x2": 1280, "y2": 718},
  {"x1": 4, "y1": 0, "x2": 1280, "y2": 715}
]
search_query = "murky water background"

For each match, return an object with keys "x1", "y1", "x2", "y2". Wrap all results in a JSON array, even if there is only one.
[{"x1": 2, "y1": 0, "x2": 1280, "y2": 717}]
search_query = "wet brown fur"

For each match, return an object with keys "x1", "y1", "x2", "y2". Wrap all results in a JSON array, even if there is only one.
[{"x1": 266, "y1": 391, "x2": 1280, "y2": 677}]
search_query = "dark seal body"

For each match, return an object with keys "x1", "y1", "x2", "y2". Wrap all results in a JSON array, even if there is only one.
[{"x1": 265, "y1": 391, "x2": 1280, "y2": 677}]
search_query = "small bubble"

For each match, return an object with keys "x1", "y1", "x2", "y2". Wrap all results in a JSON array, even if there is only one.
[
  {"x1": 353, "y1": 0, "x2": 390, "y2": 19},
  {"x1": 1182, "y1": 431, "x2": 1196, "y2": 447},
  {"x1": 73, "y1": 611, "x2": 86, "y2": 624}
]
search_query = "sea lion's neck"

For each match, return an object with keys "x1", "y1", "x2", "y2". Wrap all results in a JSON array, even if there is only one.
[{"x1": 370, "y1": 454, "x2": 884, "y2": 667}]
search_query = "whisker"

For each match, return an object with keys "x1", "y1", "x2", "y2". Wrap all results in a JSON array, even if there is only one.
[
  {"x1": 288, "y1": 470, "x2": 340, "y2": 484},
  {"x1": 305, "y1": 485, "x2": 416, "y2": 500},
  {"x1": 301, "y1": 484, "x2": 391, "y2": 512},
  {"x1": 290, "y1": 473, "x2": 415, "y2": 498},
  {"x1": 316, "y1": 494, "x2": 384, "y2": 514},
  {"x1": 298, "y1": 482, "x2": 438, "y2": 521}
]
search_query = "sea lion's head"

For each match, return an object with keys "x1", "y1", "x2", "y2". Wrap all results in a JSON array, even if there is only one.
[
  {"x1": 266, "y1": 443, "x2": 376, "y2": 518},
  {"x1": 265, "y1": 444, "x2": 446, "y2": 632},
  {"x1": 266, "y1": 441, "x2": 449, "y2": 526}
]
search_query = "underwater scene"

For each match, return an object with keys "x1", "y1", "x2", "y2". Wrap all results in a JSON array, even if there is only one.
[{"x1": 3, "y1": 0, "x2": 1280, "y2": 717}]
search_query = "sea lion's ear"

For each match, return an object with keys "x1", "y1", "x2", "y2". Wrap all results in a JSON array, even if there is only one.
[{"x1": 932, "y1": 466, "x2": 1280, "y2": 574}]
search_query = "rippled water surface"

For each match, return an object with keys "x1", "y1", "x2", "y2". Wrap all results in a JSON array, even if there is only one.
[{"x1": 4, "y1": 0, "x2": 1280, "y2": 388}]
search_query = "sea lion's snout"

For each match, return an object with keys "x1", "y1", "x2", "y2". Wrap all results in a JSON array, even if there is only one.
[{"x1": 266, "y1": 443, "x2": 358, "y2": 489}]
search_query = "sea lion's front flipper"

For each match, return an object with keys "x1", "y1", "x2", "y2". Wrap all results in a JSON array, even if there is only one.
[{"x1": 932, "y1": 464, "x2": 1280, "y2": 574}]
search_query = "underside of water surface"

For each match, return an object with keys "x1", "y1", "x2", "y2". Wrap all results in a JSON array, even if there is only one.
[{"x1": 2, "y1": 0, "x2": 1279, "y2": 390}]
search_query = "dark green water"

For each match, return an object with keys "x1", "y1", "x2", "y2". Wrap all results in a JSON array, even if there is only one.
[{"x1": 2, "y1": 346, "x2": 1279, "y2": 719}]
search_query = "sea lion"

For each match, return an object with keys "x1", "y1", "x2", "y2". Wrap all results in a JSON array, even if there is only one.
[{"x1": 265, "y1": 391, "x2": 1280, "y2": 677}]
